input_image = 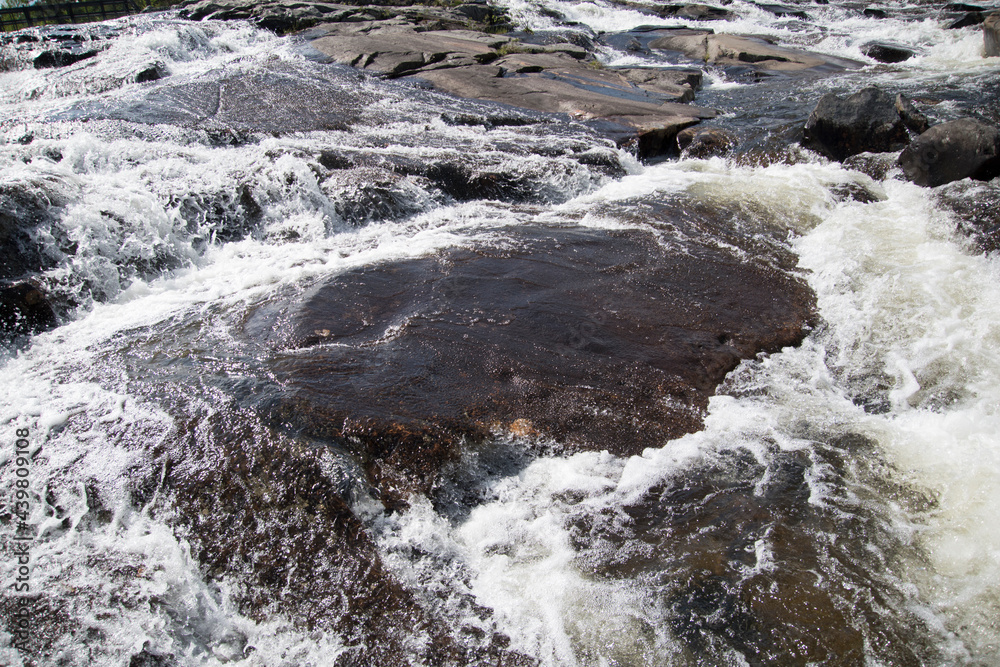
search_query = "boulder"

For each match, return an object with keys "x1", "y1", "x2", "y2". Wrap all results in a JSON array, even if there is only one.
[
  {"x1": 899, "y1": 118, "x2": 1000, "y2": 187},
  {"x1": 135, "y1": 62, "x2": 169, "y2": 83},
  {"x1": 801, "y1": 87, "x2": 909, "y2": 161},
  {"x1": 863, "y1": 8, "x2": 889, "y2": 19},
  {"x1": 248, "y1": 221, "x2": 814, "y2": 494},
  {"x1": 33, "y1": 48, "x2": 99, "y2": 69},
  {"x1": 0, "y1": 282, "x2": 57, "y2": 342},
  {"x1": 862, "y1": 42, "x2": 914, "y2": 63},
  {"x1": 985, "y1": 10, "x2": 1000, "y2": 56},
  {"x1": 657, "y1": 3, "x2": 733, "y2": 20},
  {"x1": 677, "y1": 125, "x2": 738, "y2": 157},
  {"x1": 753, "y1": 2, "x2": 809, "y2": 19},
  {"x1": 947, "y1": 11, "x2": 985, "y2": 28},
  {"x1": 895, "y1": 93, "x2": 930, "y2": 134}
]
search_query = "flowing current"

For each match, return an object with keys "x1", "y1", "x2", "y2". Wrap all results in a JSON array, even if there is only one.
[{"x1": 2, "y1": 1, "x2": 1000, "y2": 665}]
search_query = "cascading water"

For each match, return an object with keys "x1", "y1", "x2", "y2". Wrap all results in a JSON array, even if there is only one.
[{"x1": 2, "y1": 1, "x2": 1000, "y2": 665}]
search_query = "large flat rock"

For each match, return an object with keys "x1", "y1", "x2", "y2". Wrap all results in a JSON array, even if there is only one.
[
  {"x1": 308, "y1": 24, "x2": 717, "y2": 156},
  {"x1": 248, "y1": 217, "x2": 814, "y2": 504},
  {"x1": 649, "y1": 28, "x2": 862, "y2": 72},
  {"x1": 412, "y1": 64, "x2": 715, "y2": 154}
]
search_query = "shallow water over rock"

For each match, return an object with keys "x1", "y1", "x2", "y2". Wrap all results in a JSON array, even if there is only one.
[
  {"x1": 245, "y1": 219, "x2": 812, "y2": 505},
  {"x1": 3, "y1": 2, "x2": 1000, "y2": 666}
]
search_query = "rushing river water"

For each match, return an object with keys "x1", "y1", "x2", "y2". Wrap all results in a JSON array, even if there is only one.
[{"x1": 2, "y1": 1, "x2": 1000, "y2": 665}]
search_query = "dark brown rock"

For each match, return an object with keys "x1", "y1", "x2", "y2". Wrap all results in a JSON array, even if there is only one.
[
  {"x1": 33, "y1": 48, "x2": 99, "y2": 69},
  {"x1": 862, "y1": 42, "x2": 914, "y2": 63},
  {"x1": 802, "y1": 87, "x2": 910, "y2": 161},
  {"x1": 0, "y1": 282, "x2": 57, "y2": 341},
  {"x1": 895, "y1": 93, "x2": 930, "y2": 134},
  {"x1": 248, "y1": 219, "x2": 814, "y2": 498},
  {"x1": 657, "y1": 3, "x2": 733, "y2": 20},
  {"x1": 676, "y1": 125, "x2": 738, "y2": 157},
  {"x1": 135, "y1": 62, "x2": 168, "y2": 82},
  {"x1": 754, "y1": 2, "x2": 809, "y2": 19},
  {"x1": 899, "y1": 118, "x2": 1000, "y2": 187},
  {"x1": 137, "y1": 410, "x2": 533, "y2": 666},
  {"x1": 947, "y1": 10, "x2": 985, "y2": 28},
  {"x1": 568, "y1": 434, "x2": 950, "y2": 665}
]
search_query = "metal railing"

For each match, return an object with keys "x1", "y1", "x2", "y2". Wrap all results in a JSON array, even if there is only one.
[{"x1": 0, "y1": 0, "x2": 141, "y2": 32}]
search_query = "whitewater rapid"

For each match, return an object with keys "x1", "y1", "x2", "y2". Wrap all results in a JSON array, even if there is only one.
[{"x1": 2, "y1": 1, "x2": 1000, "y2": 665}]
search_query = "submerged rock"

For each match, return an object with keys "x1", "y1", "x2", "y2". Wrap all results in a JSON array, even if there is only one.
[
  {"x1": 802, "y1": 86, "x2": 909, "y2": 161},
  {"x1": 569, "y1": 434, "x2": 951, "y2": 666},
  {"x1": 247, "y1": 219, "x2": 814, "y2": 505},
  {"x1": 935, "y1": 178, "x2": 1000, "y2": 252},
  {"x1": 899, "y1": 118, "x2": 1000, "y2": 186},
  {"x1": 135, "y1": 410, "x2": 533, "y2": 666}
]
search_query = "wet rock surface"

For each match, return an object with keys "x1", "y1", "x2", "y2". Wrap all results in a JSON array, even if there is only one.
[
  {"x1": 8, "y1": 2, "x2": 998, "y2": 664},
  {"x1": 862, "y1": 42, "x2": 915, "y2": 63},
  {"x1": 54, "y1": 60, "x2": 373, "y2": 133},
  {"x1": 569, "y1": 432, "x2": 948, "y2": 666},
  {"x1": 305, "y1": 21, "x2": 717, "y2": 157},
  {"x1": 246, "y1": 218, "x2": 814, "y2": 505},
  {"x1": 899, "y1": 118, "x2": 1000, "y2": 187},
  {"x1": 0, "y1": 281, "x2": 57, "y2": 342},
  {"x1": 802, "y1": 86, "x2": 910, "y2": 161},
  {"x1": 676, "y1": 125, "x2": 738, "y2": 157},
  {"x1": 648, "y1": 28, "x2": 861, "y2": 72},
  {"x1": 935, "y1": 178, "x2": 1000, "y2": 252},
  {"x1": 129, "y1": 408, "x2": 535, "y2": 666},
  {"x1": 986, "y1": 10, "x2": 1000, "y2": 56},
  {"x1": 173, "y1": 0, "x2": 870, "y2": 158}
]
